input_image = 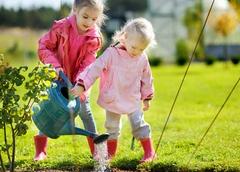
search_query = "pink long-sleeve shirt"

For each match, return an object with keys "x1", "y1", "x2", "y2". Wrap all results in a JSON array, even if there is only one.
[{"x1": 78, "y1": 47, "x2": 154, "y2": 114}]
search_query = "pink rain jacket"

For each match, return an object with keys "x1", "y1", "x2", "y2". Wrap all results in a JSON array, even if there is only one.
[
  {"x1": 78, "y1": 47, "x2": 154, "y2": 114},
  {"x1": 38, "y1": 15, "x2": 101, "y2": 101}
]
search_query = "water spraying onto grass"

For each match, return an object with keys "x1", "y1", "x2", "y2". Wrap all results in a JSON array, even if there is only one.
[{"x1": 94, "y1": 141, "x2": 111, "y2": 172}]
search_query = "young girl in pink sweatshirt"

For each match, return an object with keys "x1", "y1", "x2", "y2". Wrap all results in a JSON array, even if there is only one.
[
  {"x1": 71, "y1": 17, "x2": 157, "y2": 164},
  {"x1": 34, "y1": 0, "x2": 107, "y2": 161}
]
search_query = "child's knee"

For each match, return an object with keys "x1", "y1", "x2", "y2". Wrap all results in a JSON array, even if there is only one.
[
  {"x1": 132, "y1": 125, "x2": 151, "y2": 140},
  {"x1": 108, "y1": 133, "x2": 120, "y2": 140},
  {"x1": 105, "y1": 124, "x2": 121, "y2": 140}
]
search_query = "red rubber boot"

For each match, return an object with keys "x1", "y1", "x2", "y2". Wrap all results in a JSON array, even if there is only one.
[
  {"x1": 139, "y1": 138, "x2": 157, "y2": 164},
  {"x1": 87, "y1": 137, "x2": 95, "y2": 156},
  {"x1": 33, "y1": 135, "x2": 48, "y2": 161},
  {"x1": 107, "y1": 140, "x2": 118, "y2": 161}
]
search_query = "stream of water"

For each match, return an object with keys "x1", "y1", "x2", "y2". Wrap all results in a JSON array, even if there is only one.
[{"x1": 94, "y1": 141, "x2": 111, "y2": 172}]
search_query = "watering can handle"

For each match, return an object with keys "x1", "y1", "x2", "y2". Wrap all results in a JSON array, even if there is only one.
[{"x1": 59, "y1": 71, "x2": 74, "y2": 89}]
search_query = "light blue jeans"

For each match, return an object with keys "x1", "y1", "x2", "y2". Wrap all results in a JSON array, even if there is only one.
[
  {"x1": 78, "y1": 97, "x2": 97, "y2": 133},
  {"x1": 39, "y1": 97, "x2": 97, "y2": 135}
]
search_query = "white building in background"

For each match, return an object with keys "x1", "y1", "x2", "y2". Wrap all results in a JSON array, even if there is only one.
[
  {"x1": 146, "y1": 0, "x2": 240, "y2": 60},
  {"x1": 145, "y1": 0, "x2": 195, "y2": 59}
]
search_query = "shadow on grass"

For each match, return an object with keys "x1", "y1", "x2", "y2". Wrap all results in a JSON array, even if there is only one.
[
  {"x1": 11, "y1": 158, "x2": 240, "y2": 172},
  {"x1": 12, "y1": 159, "x2": 95, "y2": 172},
  {"x1": 45, "y1": 160, "x2": 95, "y2": 172},
  {"x1": 111, "y1": 158, "x2": 180, "y2": 171},
  {"x1": 111, "y1": 157, "x2": 139, "y2": 171}
]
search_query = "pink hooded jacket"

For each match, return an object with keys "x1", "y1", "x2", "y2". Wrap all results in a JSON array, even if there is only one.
[
  {"x1": 38, "y1": 15, "x2": 102, "y2": 101},
  {"x1": 78, "y1": 47, "x2": 154, "y2": 114}
]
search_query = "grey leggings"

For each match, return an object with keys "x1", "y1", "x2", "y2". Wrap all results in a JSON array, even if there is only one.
[{"x1": 104, "y1": 109, "x2": 151, "y2": 140}]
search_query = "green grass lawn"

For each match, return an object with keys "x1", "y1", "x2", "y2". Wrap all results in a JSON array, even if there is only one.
[{"x1": 1, "y1": 61, "x2": 239, "y2": 171}]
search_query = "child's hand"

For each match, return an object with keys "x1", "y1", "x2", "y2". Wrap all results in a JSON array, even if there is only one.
[
  {"x1": 55, "y1": 67, "x2": 64, "y2": 77},
  {"x1": 143, "y1": 100, "x2": 150, "y2": 111},
  {"x1": 69, "y1": 84, "x2": 85, "y2": 98}
]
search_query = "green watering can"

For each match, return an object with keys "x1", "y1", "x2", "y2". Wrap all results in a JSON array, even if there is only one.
[{"x1": 32, "y1": 71, "x2": 109, "y2": 144}]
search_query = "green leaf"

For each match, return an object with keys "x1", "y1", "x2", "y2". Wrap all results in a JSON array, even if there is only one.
[
  {"x1": 2, "y1": 114, "x2": 8, "y2": 122},
  {"x1": 4, "y1": 67, "x2": 12, "y2": 74},
  {"x1": 22, "y1": 94, "x2": 28, "y2": 101},
  {"x1": 19, "y1": 66, "x2": 28, "y2": 72},
  {"x1": 15, "y1": 78, "x2": 23, "y2": 86}
]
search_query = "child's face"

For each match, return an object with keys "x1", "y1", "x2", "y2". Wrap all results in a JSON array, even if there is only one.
[
  {"x1": 73, "y1": 6, "x2": 101, "y2": 34},
  {"x1": 124, "y1": 34, "x2": 149, "y2": 58}
]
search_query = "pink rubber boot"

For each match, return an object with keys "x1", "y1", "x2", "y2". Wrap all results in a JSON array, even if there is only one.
[
  {"x1": 107, "y1": 139, "x2": 118, "y2": 161},
  {"x1": 87, "y1": 137, "x2": 96, "y2": 157},
  {"x1": 139, "y1": 138, "x2": 157, "y2": 164},
  {"x1": 33, "y1": 135, "x2": 48, "y2": 161}
]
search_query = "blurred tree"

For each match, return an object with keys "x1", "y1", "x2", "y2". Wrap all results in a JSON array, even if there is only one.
[
  {"x1": 102, "y1": 0, "x2": 148, "y2": 48},
  {"x1": 183, "y1": 1, "x2": 202, "y2": 40},
  {"x1": 0, "y1": 7, "x2": 18, "y2": 26},
  {"x1": 212, "y1": 12, "x2": 237, "y2": 36},
  {"x1": 183, "y1": 1, "x2": 204, "y2": 60},
  {"x1": 0, "y1": 6, "x2": 62, "y2": 29},
  {"x1": 106, "y1": 0, "x2": 147, "y2": 15},
  {"x1": 0, "y1": 1, "x2": 147, "y2": 30},
  {"x1": 228, "y1": 0, "x2": 240, "y2": 22},
  {"x1": 211, "y1": 12, "x2": 238, "y2": 62},
  {"x1": 17, "y1": 8, "x2": 27, "y2": 27},
  {"x1": 28, "y1": 7, "x2": 61, "y2": 29},
  {"x1": 60, "y1": 3, "x2": 71, "y2": 18}
]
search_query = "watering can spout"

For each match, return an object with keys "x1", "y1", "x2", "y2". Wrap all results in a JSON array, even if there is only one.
[{"x1": 57, "y1": 119, "x2": 109, "y2": 144}]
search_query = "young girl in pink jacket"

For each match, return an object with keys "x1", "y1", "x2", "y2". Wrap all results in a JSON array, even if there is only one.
[
  {"x1": 71, "y1": 17, "x2": 157, "y2": 164},
  {"x1": 33, "y1": 0, "x2": 107, "y2": 161}
]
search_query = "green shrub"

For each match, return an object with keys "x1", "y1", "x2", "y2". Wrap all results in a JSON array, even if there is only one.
[
  {"x1": 0, "y1": 55, "x2": 56, "y2": 172},
  {"x1": 231, "y1": 55, "x2": 240, "y2": 65},
  {"x1": 195, "y1": 45, "x2": 205, "y2": 61},
  {"x1": 175, "y1": 39, "x2": 189, "y2": 66},
  {"x1": 149, "y1": 57, "x2": 162, "y2": 66},
  {"x1": 7, "y1": 42, "x2": 19, "y2": 55},
  {"x1": 176, "y1": 57, "x2": 189, "y2": 66},
  {"x1": 27, "y1": 50, "x2": 37, "y2": 59},
  {"x1": 205, "y1": 55, "x2": 217, "y2": 65}
]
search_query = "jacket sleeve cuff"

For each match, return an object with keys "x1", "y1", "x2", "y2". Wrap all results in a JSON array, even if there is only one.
[
  {"x1": 77, "y1": 82, "x2": 85, "y2": 90},
  {"x1": 144, "y1": 98, "x2": 152, "y2": 101},
  {"x1": 143, "y1": 93, "x2": 153, "y2": 101}
]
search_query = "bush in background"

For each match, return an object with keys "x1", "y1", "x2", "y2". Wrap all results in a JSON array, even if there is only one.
[
  {"x1": 176, "y1": 57, "x2": 189, "y2": 66},
  {"x1": 231, "y1": 55, "x2": 240, "y2": 65},
  {"x1": 175, "y1": 39, "x2": 189, "y2": 66},
  {"x1": 149, "y1": 57, "x2": 162, "y2": 66},
  {"x1": 7, "y1": 42, "x2": 19, "y2": 55},
  {"x1": 205, "y1": 55, "x2": 217, "y2": 65}
]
